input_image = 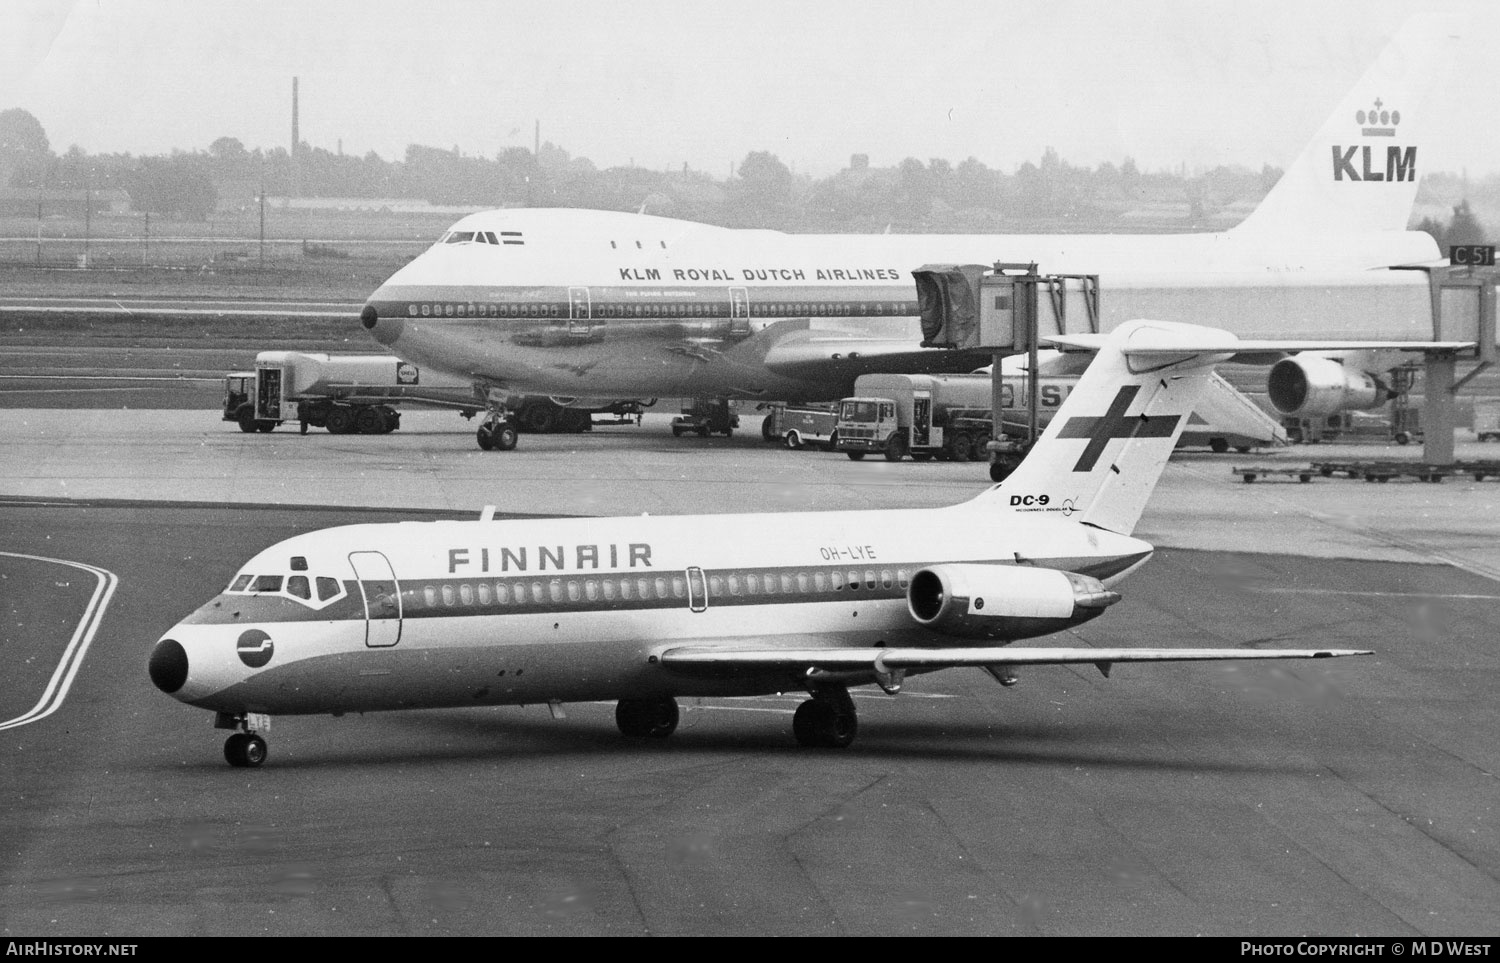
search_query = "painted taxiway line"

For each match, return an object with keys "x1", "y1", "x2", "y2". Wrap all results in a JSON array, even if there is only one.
[{"x1": 0, "y1": 552, "x2": 119, "y2": 731}]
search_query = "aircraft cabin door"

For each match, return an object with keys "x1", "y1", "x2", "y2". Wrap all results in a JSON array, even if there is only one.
[
  {"x1": 686, "y1": 566, "x2": 708, "y2": 613},
  {"x1": 728, "y1": 287, "x2": 750, "y2": 338},
  {"x1": 568, "y1": 286, "x2": 592, "y2": 337},
  {"x1": 348, "y1": 551, "x2": 402, "y2": 647}
]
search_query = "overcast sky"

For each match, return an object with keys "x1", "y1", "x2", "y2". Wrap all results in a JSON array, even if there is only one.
[{"x1": 3, "y1": 0, "x2": 1493, "y2": 177}]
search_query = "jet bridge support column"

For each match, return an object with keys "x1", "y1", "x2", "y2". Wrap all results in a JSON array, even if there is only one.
[
  {"x1": 1423, "y1": 353, "x2": 1458, "y2": 465},
  {"x1": 1414, "y1": 262, "x2": 1499, "y2": 466}
]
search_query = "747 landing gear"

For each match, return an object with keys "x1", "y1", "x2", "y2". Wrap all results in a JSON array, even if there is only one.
[
  {"x1": 792, "y1": 686, "x2": 858, "y2": 748},
  {"x1": 476, "y1": 414, "x2": 518, "y2": 451}
]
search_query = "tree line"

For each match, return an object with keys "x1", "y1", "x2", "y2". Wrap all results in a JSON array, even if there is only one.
[{"x1": 0, "y1": 106, "x2": 1489, "y2": 242}]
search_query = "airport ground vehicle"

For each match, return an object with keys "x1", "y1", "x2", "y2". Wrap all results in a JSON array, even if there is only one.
[
  {"x1": 223, "y1": 352, "x2": 481, "y2": 435},
  {"x1": 671, "y1": 398, "x2": 739, "y2": 437},
  {"x1": 835, "y1": 373, "x2": 1009, "y2": 463},
  {"x1": 224, "y1": 352, "x2": 646, "y2": 438},
  {"x1": 761, "y1": 404, "x2": 840, "y2": 450}
]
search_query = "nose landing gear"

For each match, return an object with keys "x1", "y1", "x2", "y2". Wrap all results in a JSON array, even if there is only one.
[
  {"x1": 476, "y1": 413, "x2": 518, "y2": 451},
  {"x1": 216, "y1": 712, "x2": 271, "y2": 768},
  {"x1": 224, "y1": 732, "x2": 268, "y2": 768}
]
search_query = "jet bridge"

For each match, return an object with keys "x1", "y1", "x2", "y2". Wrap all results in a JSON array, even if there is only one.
[{"x1": 913, "y1": 259, "x2": 1500, "y2": 468}]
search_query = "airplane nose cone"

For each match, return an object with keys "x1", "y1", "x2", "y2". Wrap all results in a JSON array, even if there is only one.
[
  {"x1": 361, "y1": 304, "x2": 404, "y2": 346},
  {"x1": 148, "y1": 638, "x2": 189, "y2": 694}
]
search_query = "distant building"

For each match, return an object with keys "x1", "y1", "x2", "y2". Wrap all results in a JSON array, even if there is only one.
[{"x1": 0, "y1": 188, "x2": 132, "y2": 217}]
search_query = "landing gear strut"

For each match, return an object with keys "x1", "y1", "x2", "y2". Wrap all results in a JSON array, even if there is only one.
[
  {"x1": 616, "y1": 696, "x2": 680, "y2": 738},
  {"x1": 792, "y1": 686, "x2": 857, "y2": 748}
]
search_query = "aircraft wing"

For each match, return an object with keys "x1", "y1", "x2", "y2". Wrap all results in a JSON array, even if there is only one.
[
  {"x1": 1046, "y1": 331, "x2": 1475, "y2": 365},
  {"x1": 761, "y1": 333, "x2": 984, "y2": 377},
  {"x1": 657, "y1": 643, "x2": 1370, "y2": 677}
]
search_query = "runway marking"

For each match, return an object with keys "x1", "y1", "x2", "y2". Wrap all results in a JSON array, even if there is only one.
[
  {"x1": 0, "y1": 552, "x2": 119, "y2": 732},
  {"x1": 1253, "y1": 588, "x2": 1500, "y2": 600}
]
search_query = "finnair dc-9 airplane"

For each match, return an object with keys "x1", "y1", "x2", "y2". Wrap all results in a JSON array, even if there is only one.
[{"x1": 149, "y1": 320, "x2": 1368, "y2": 767}]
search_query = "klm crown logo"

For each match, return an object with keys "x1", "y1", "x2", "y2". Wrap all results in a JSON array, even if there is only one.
[{"x1": 1333, "y1": 97, "x2": 1416, "y2": 182}]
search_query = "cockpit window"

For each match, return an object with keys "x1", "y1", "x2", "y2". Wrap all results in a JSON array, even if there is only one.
[
  {"x1": 484, "y1": 231, "x2": 499, "y2": 245},
  {"x1": 444, "y1": 231, "x2": 476, "y2": 244},
  {"x1": 227, "y1": 569, "x2": 346, "y2": 610}
]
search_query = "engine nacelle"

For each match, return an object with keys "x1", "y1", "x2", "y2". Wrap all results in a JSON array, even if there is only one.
[
  {"x1": 906, "y1": 564, "x2": 1120, "y2": 641},
  {"x1": 1267, "y1": 357, "x2": 1389, "y2": 417}
]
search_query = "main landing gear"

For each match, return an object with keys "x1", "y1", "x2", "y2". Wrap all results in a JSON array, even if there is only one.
[
  {"x1": 613, "y1": 687, "x2": 858, "y2": 748},
  {"x1": 792, "y1": 686, "x2": 857, "y2": 749},
  {"x1": 217, "y1": 712, "x2": 269, "y2": 768},
  {"x1": 616, "y1": 697, "x2": 680, "y2": 738}
]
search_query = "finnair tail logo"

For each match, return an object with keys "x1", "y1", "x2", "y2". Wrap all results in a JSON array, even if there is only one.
[
  {"x1": 1056, "y1": 386, "x2": 1181, "y2": 472},
  {"x1": 1333, "y1": 98, "x2": 1416, "y2": 182}
]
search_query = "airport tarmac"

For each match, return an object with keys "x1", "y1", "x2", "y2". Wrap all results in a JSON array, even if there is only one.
[
  {"x1": 3, "y1": 408, "x2": 1499, "y2": 577},
  {"x1": 1, "y1": 408, "x2": 1498, "y2": 936}
]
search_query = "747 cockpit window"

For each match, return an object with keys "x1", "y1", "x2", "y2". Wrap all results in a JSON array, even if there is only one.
[{"x1": 444, "y1": 231, "x2": 476, "y2": 244}]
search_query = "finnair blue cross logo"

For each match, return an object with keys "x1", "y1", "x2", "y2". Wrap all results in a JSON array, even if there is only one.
[{"x1": 1056, "y1": 386, "x2": 1181, "y2": 472}]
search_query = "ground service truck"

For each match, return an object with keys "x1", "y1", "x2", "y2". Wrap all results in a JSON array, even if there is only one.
[
  {"x1": 224, "y1": 352, "x2": 481, "y2": 435},
  {"x1": 835, "y1": 369, "x2": 1285, "y2": 464},
  {"x1": 225, "y1": 352, "x2": 650, "y2": 437}
]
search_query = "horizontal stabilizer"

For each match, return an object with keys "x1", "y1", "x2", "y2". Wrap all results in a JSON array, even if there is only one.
[{"x1": 658, "y1": 644, "x2": 1371, "y2": 674}]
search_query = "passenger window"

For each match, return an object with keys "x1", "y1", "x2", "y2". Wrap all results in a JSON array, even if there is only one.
[
  {"x1": 460, "y1": 584, "x2": 474, "y2": 605},
  {"x1": 881, "y1": 570, "x2": 892, "y2": 590},
  {"x1": 251, "y1": 575, "x2": 283, "y2": 593},
  {"x1": 441, "y1": 585, "x2": 455, "y2": 606},
  {"x1": 743, "y1": 573, "x2": 758, "y2": 595},
  {"x1": 423, "y1": 586, "x2": 438, "y2": 607},
  {"x1": 317, "y1": 576, "x2": 341, "y2": 601},
  {"x1": 654, "y1": 577, "x2": 669, "y2": 598},
  {"x1": 727, "y1": 573, "x2": 741, "y2": 595},
  {"x1": 865, "y1": 570, "x2": 877, "y2": 590},
  {"x1": 897, "y1": 569, "x2": 910, "y2": 589},
  {"x1": 530, "y1": 582, "x2": 545, "y2": 603},
  {"x1": 585, "y1": 580, "x2": 599, "y2": 601},
  {"x1": 671, "y1": 576, "x2": 685, "y2": 598},
  {"x1": 287, "y1": 576, "x2": 311, "y2": 600},
  {"x1": 814, "y1": 571, "x2": 827, "y2": 592},
  {"x1": 600, "y1": 579, "x2": 615, "y2": 601},
  {"x1": 549, "y1": 580, "x2": 564, "y2": 603},
  {"x1": 619, "y1": 578, "x2": 633, "y2": 600},
  {"x1": 779, "y1": 574, "x2": 794, "y2": 594},
  {"x1": 847, "y1": 570, "x2": 860, "y2": 590},
  {"x1": 709, "y1": 575, "x2": 724, "y2": 595},
  {"x1": 567, "y1": 580, "x2": 581, "y2": 602},
  {"x1": 831, "y1": 570, "x2": 844, "y2": 591},
  {"x1": 637, "y1": 577, "x2": 652, "y2": 599},
  {"x1": 477, "y1": 583, "x2": 492, "y2": 605},
  {"x1": 796, "y1": 573, "x2": 810, "y2": 593},
  {"x1": 495, "y1": 582, "x2": 510, "y2": 604}
]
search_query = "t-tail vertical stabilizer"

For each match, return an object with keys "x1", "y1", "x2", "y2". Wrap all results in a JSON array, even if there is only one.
[
  {"x1": 1233, "y1": 16, "x2": 1461, "y2": 237},
  {"x1": 979, "y1": 320, "x2": 1237, "y2": 536}
]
